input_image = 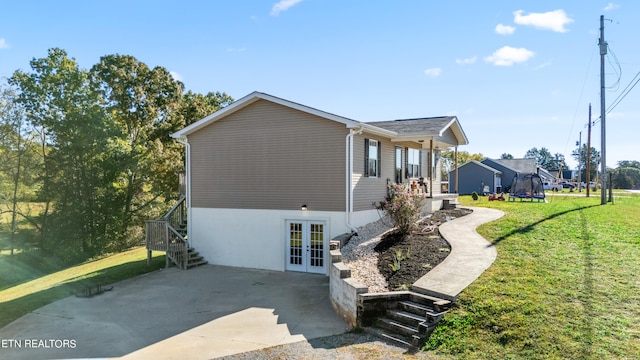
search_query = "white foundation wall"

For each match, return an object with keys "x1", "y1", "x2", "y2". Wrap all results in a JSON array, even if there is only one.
[
  {"x1": 190, "y1": 208, "x2": 351, "y2": 273},
  {"x1": 350, "y1": 208, "x2": 383, "y2": 228}
]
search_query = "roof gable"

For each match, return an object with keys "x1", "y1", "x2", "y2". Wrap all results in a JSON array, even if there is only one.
[
  {"x1": 452, "y1": 160, "x2": 502, "y2": 174},
  {"x1": 367, "y1": 117, "x2": 469, "y2": 146},
  {"x1": 172, "y1": 91, "x2": 469, "y2": 148},
  {"x1": 172, "y1": 91, "x2": 361, "y2": 138}
]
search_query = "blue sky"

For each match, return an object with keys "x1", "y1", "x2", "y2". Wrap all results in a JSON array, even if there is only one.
[{"x1": 1, "y1": 1, "x2": 638, "y2": 169}]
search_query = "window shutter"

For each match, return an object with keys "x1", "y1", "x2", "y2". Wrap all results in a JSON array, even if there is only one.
[
  {"x1": 405, "y1": 147, "x2": 409, "y2": 178},
  {"x1": 364, "y1": 139, "x2": 369, "y2": 176},
  {"x1": 377, "y1": 141, "x2": 382, "y2": 177}
]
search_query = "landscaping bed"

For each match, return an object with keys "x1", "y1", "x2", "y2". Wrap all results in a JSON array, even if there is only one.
[{"x1": 375, "y1": 208, "x2": 472, "y2": 290}]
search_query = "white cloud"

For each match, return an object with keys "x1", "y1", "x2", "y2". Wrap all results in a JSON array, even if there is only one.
[
  {"x1": 169, "y1": 71, "x2": 183, "y2": 82},
  {"x1": 514, "y1": 9, "x2": 574, "y2": 33},
  {"x1": 456, "y1": 56, "x2": 477, "y2": 65},
  {"x1": 270, "y1": 0, "x2": 303, "y2": 16},
  {"x1": 424, "y1": 68, "x2": 442, "y2": 77},
  {"x1": 0, "y1": 38, "x2": 9, "y2": 49},
  {"x1": 604, "y1": 2, "x2": 620, "y2": 11},
  {"x1": 484, "y1": 46, "x2": 535, "y2": 66},
  {"x1": 495, "y1": 24, "x2": 516, "y2": 35}
]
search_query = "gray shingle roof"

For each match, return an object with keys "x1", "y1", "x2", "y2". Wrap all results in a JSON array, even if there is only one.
[{"x1": 366, "y1": 117, "x2": 456, "y2": 136}]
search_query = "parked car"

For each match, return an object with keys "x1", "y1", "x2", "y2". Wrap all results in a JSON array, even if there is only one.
[
  {"x1": 561, "y1": 181, "x2": 575, "y2": 189},
  {"x1": 543, "y1": 181, "x2": 563, "y2": 191},
  {"x1": 580, "y1": 181, "x2": 597, "y2": 190}
]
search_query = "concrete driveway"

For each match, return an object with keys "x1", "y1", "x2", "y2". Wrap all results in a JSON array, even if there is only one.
[{"x1": 0, "y1": 265, "x2": 350, "y2": 360}]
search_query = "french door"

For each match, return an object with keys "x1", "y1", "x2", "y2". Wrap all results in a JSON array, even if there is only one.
[{"x1": 285, "y1": 220, "x2": 326, "y2": 274}]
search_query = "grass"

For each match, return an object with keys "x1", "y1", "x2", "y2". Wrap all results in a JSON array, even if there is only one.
[
  {"x1": 425, "y1": 192, "x2": 640, "y2": 359},
  {"x1": 0, "y1": 247, "x2": 165, "y2": 328}
]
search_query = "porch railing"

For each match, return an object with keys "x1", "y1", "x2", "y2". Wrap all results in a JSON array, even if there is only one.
[{"x1": 145, "y1": 196, "x2": 188, "y2": 269}]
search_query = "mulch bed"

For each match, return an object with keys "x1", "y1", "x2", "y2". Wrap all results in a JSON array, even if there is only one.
[{"x1": 375, "y1": 208, "x2": 473, "y2": 291}]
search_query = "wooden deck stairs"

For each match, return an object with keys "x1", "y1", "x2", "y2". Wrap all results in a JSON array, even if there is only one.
[{"x1": 145, "y1": 196, "x2": 207, "y2": 270}]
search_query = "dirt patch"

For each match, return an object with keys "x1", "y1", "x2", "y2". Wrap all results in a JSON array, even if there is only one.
[{"x1": 375, "y1": 208, "x2": 473, "y2": 290}]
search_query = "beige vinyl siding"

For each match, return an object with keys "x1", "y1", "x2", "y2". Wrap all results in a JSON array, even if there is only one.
[
  {"x1": 189, "y1": 99, "x2": 347, "y2": 211},
  {"x1": 352, "y1": 133, "x2": 395, "y2": 212}
]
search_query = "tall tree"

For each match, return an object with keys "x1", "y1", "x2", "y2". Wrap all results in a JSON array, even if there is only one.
[
  {"x1": 500, "y1": 153, "x2": 514, "y2": 159},
  {"x1": 90, "y1": 54, "x2": 185, "y2": 247},
  {"x1": 10, "y1": 48, "x2": 116, "y2": 260},
  {"x1": 441, "y1": 150, "x2": 484, "y2": 179},
  {"x1": 611, "y1": 161, "x2": 640, "y2": 189},
  {"x1": 179, "y1": 90, "x2": 234, "y2": 127},
  {"x1": 524, "y1": 147, "x2": 565, "y2": 169},
  {"x1": 0, "y1": 81, "x2": 38, "y2": 255},
  {"x1": 572, "y1": 145, "x2": 601, "y2": 182}
]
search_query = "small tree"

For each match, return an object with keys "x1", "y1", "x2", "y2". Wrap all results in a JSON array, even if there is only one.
[{"x1": 375, "y1": 183, "x2": 425, "y2": 234}]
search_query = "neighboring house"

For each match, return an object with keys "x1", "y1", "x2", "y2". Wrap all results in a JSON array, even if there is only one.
[
  {"x1": 449, "y1": 158, "x2": 555, "y2": 195},
  {"x1": 168, "y1": 91, "x2": 469, "y2": 274},
  {"x1": 448, "y1": 160, "x2": 502, "y2": 195}
]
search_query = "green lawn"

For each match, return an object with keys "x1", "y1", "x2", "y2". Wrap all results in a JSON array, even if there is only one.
[
  {"x1": 426, "y1": 192, "x2": 640, "y2": 359},
  {"x1": 0, "y1": 247, "x2": 165, "y2": 328}
]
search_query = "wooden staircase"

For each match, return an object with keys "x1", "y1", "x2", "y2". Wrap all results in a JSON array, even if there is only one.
[
  {"x1": 184, "y1": 247, "x2": 207, "y2": 269},
  {"x1": 358, "y1": 291, "x2": 451, "y2": 349},
  {"x1": 145, "y1": 196, "x2": 207, "y2": 270}
]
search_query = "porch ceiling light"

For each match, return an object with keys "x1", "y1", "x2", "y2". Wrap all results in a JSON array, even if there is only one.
[{"x1": 301, "y1": 204, "x2": 308, "y2": 211}]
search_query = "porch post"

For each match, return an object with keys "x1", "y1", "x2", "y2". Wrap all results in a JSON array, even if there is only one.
[
  {"x1": 429, "y1": 140, "x2": 434, "y2": 197},
  {"x1": 454, "y1": 145, "x2": 459, "y2": 193}
]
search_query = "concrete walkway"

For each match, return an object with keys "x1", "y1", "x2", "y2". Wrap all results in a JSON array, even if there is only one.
[
  {"x1": 0, "y1": 265, "x2": 350, "y2": 360},
  {"x1": 413, "y1": 206, "x2": 504, "y2": 300}
]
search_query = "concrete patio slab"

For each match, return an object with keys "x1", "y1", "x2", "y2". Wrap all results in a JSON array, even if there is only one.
[{"x1": 0, "y1": 265, "x2": 350, "y2": 360}]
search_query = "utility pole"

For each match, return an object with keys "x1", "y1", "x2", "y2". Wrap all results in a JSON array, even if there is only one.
[
  {"x1": 587, "y1": 104, "x2": 592, "y2": 197},
  {"x1": 576, "y1": 131, "x2": 582, "y2": 192},
  {"x1": 599, "y1": 15, "x2": 608, "y2": 205}
]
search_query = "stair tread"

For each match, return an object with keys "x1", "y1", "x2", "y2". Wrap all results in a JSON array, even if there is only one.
[
  {"x1": 391, "y1": 309, "x2": 427, "y2": 322},
  {"x1": 399, "y1": 301, "x2": 440, "y2": 313},
  {"x1": 378, "y1": 318, "x2": 419, "y2": 334}
]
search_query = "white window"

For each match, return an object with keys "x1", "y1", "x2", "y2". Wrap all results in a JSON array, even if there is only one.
[
  {"x1": 365, "y1": 139, "x2": 380, "y2": 177},
  {"x1": 406, "y1": 148, "x2": 421, "y2": 178}
]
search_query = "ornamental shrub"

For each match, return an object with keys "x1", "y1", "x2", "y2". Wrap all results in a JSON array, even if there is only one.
[{"x1": 375, "y1": 183, "x2": 425, "y2": 234}]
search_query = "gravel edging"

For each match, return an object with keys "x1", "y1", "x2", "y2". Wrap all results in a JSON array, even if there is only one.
[
  {"x1": 340, "y1": 215, "x2": 394, "y2": 293},
  {"x1": 217, "y1": 332, "x2": 441, "y2": 360}
]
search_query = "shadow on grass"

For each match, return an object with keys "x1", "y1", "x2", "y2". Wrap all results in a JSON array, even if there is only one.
[
  {"x1": 0, "y1": 256, "x2": 165, "y2": 328},
  {"x1": 488, "y1": 204, "x2": 600, "y2": 247},
  {"x1": 578, "y1": 208, "x2": 595, "y2": 359}
]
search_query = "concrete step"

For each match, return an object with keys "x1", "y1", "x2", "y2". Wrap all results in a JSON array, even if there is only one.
[
  {"x1": 387, "y1": 310, "x2": 425, "y2": 328},
  {"x1": 398, "y1": 301, "x2": 446, "y2": 322},
  {"x1": 187, "y1": 259, "x2": 208, "y2": 269},
  {"x1": 376, "y1": 318, "x2": 419, "y2": 337},
  {"x1": 365, "y1": 327, "x2": 418, "y2": 348},
  {"x1": 408, "y1": 291, "x2": 452, "y2": 312}
]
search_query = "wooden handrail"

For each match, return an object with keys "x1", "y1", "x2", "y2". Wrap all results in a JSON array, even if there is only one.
[{"x1": 146, "y1": 196, "x2": 189, "y2": 269}]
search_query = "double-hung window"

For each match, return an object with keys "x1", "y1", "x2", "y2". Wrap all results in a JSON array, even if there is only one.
[
  {"x1": 395, "y1": 146, "x2": 402, "y2": 183},
  {"x1": 406, "y1": 148, "x2": 421, "y2": 178},
  {"x1": 365, "y1": 139, "x2": 380, "y2": 177}
]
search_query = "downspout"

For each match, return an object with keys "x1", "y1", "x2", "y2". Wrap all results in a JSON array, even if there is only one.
[
  {"x1": 345, "y1": 127, "x2": 363, "y2": 233},
  {"x1": 176, "y1": 138, "x2": 192, "y2": 247}
]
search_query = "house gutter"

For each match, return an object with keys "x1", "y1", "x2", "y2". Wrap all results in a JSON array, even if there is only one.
[
  {"x1": 345, "y1": 127, "x2": 363, "y2": 233},
  {"x1": 175, "y1": 138, "x2": 192, "y2": 246}
]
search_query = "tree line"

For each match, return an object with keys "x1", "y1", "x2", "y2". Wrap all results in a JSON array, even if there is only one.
[{"x1": 0, "y1": 48, "x2": 233, "y2": 264}]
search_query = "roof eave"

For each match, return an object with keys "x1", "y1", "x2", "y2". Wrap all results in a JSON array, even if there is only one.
[{"x1": 171, "y1": 91, "x2": 363, "y2": 139}]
